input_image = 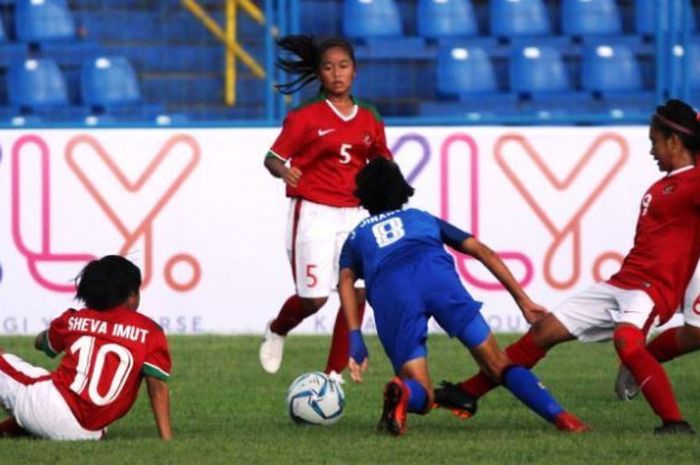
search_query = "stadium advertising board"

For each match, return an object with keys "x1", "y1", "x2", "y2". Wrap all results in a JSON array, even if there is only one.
[{"x1": 0, "y1": 127, "x2": 669, "y2": 334}]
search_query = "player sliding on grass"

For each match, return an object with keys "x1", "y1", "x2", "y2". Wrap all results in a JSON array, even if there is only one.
[
  {"x1": 0, "y1": 255, "x2": 172, "y2": 440},
  {"x1": 338, "y1": 158, "x2": 588, "y2": 436},
  {"x1": 435, "y1": 99, "x2": 700, "y2": 435}
]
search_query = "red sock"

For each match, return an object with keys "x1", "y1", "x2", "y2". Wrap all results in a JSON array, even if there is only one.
[
  {"x1": 0, "y1": 417, "x2": 29, "y2": 437},
  {"x1": 324, "y1": 303, "x2": 366, "y2": 374},
  {"x1": 647, "y1": 327, "x2": 683, "y2": 363},
  {"x1": 614, "y1": 326, "x2": 683, "y2": 422},
  {"x1": 459, "y1": 331, "x2": 548, "y2": 397},
  {"x1": 270, "y1": 295, "x2": 315, "y2": 336}
]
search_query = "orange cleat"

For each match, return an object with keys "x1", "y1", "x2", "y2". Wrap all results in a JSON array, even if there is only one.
[
  {"x1": 377, "y1": 377, "x2": 409, "y2": 436},
  {"x1": 554, "y1": 411, "x2": 590, "y2": 433}
]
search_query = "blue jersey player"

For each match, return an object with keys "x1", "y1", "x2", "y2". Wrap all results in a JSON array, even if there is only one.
[{"x1": 338, "y1": 158, "x2": 588, "y2": 436}]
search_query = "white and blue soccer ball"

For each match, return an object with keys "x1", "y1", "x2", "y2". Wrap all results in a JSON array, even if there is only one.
[{"x1": 286, "y1": 372, "x2": 345, "y2": 425}]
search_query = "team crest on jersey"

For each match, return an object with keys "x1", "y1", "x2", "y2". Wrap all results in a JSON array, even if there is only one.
[
  {"x1": 663, "y1": 183, "x2": 676, "y2": 194},
  {"x1": 362, "y1": 132, "x2": 373, "y2": 147}
]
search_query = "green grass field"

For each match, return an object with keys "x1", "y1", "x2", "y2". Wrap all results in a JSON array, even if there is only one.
[{"x1": 1, "y1": 334, "x2": 698, "y2": 464}]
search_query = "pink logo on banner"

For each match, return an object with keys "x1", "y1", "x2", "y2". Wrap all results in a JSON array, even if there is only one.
[
  {"x1": 12, "y1": 135, "x2": 95, "y2": 292},
  {"x1": 65, "y1": 134, "x2": 201, "y2": 291},
  {"x1": 11, "y1": 134, "x2": 201, "y2": 292},
  {"x1": 494, "y1": 133, "x2": 628, "y2": 289},
  {"x1": 440, "y1": 134, "x2": 534, "y2": 290}
]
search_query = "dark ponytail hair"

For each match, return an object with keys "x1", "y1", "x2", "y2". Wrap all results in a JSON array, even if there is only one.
[
  {"x1": 354, "y1": 158, "x2": 414, "y2": 216},
  {"x1": 274, "y1": 35, "x2": 356, "y2": 95},
  {"x1": 652, "y1": 99, "x2": 700, "y2": 154}
]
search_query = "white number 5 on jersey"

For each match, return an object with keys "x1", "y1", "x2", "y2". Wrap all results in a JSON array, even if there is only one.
[{"x1": 339, "y1": 143, "x2": 352, "y2": 164}]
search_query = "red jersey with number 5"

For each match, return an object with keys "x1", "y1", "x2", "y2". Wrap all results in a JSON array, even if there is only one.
[
  {"x1": 608, "y1": 165, "x2": 700, "y2": 323},
  {"x1": 267, "y1": 94, "x2": 392, "y2": 207},
  {"x1": 40, "y1": 307, "x2": 171, "y2": 431}
]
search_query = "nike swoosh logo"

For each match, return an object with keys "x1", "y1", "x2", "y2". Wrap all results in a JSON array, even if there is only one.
[{"x1": 318, "y1": 128, "x2": 335, "y2": 136}]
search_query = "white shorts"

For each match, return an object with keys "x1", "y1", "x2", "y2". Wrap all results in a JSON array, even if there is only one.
[
  {"x1": 0, "y1": 353, "x2": 102, "y2": 440},
  {"x1": 286, "y1": 198, "x2": 367, "y2": 298},
  {"x1": 553, "y1": 282, "x2": 656, "y2": 342},
  {"x1": 682, "y1": 259, "x2": 700, "y2": 328}
]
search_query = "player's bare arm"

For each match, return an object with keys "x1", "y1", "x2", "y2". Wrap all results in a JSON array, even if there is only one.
[
  {"x1": 460, "y1": 237, "x2": 548, "y2": 324},
  {"x1": 33, "y1": 330, "x2": 47, "y2": 351},
  {"x1": 146, "y1": 376, "x2": 172, "y2": 441},
  {"x1": 264, "y1": 156, "x2": 302, "y2": 188},
  {"x1": 339, "y1": 268, "x2": 368, "y2": 383}
]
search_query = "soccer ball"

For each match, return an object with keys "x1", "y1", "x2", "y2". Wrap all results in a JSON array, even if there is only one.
[{"x1": 286, "y1": 372, "x2": 345, "y2": 425}]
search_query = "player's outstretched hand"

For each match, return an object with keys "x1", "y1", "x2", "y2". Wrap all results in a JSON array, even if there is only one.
[
  {"x1": 348, "y1": 329, "x2": 369, "y2": 383},
  {"x1": 283, "y1": 166, "x2": 303, "y2": 188},
  {"x1": 348, "y1": 356, "x2": 368, "y2": 383},
  {"x1": 519, "y1": 299, "x2": 549, "y2": 324}
]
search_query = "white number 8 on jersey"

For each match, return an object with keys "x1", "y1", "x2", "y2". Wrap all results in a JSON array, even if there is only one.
[{"x1": 372, "y1": 217, "x2": 405, "y2": 248}]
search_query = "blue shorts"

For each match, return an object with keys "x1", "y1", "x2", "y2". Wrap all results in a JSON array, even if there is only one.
[{"x1": 368, "y1": 254, "x2": 483, "y2": 373}]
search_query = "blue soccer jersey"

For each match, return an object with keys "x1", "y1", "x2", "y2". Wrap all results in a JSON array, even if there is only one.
[
  {"x1": 340, "y1": 208, "x2": 471, "y2": 287},
  {"x1": 340, "y1": 208, "x2": 483, "y2": 372}
]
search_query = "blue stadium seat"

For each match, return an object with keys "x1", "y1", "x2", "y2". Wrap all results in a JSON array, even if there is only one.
[
  {"x1": 636, "y1": 0, "x2": 694, "y2": 35},
  {"x1": 437, "y1": 45, "x2": 497, "y2": 96},
  {"x1": 8, "y1": 58, "x2": 68, "y2": 108},
  {"x1": 417, "y1": 0, "x2": 478, "y2": 40},
  {"x1": 490, "y1": 0, "x2": 551, "y2": 39},
  {"x1": 15, "y1": 0, "x2": 76, "y2": 42},
  {"x1": 342, "y1": 0, "x2": 403, "y2": 39},
  {"x1": 582, "y1": 44, "x2": 643, "y2": 94},
  {"x1": 81, "y1": 56, "x2": 141, "y2": 108},
  {"x1": 562, "y1": 0, "x2": 622, "y2": 37},
  {"x1": 509, "y1": 45, "x2": 571, "y2": 95}
]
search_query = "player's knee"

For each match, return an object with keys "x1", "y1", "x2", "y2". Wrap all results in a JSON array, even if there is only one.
[
  {"x1": 298, "y1": 296, "x2": 327, "y2": 315},
  {"x1": 529, "y1": 314, "x2": 568, "y2": 350},
  {"x1": 613, "y1": 325, "x2": 645, "y2": 359}
]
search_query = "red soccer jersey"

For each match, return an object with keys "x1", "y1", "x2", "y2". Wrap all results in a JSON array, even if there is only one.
[
  {"x1": 608, "y1": 165, "x2": 700, "y2": 323},
  {"x1": 267, "y1": 94, "x2": 392, "y2": 207},
  {"x1": 41, "y1": 307, "x2": 171, "y2": 431}
]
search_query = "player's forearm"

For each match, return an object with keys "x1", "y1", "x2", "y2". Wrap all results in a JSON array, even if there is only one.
[
  {"x1": 146, "y1": 377, "x2": 172, "y2": 441},
  {"x1": 339, "y1": 269, "x2": 361, "y2": 331},
  {"x1": 264, "y1": 155, "x2": 287, "y2": 178},
  {"x1": 34, "y1": 331, "x2": 46, "y2": 352},
  {"x1": 467, "y1": 240, "x2": 529, "y2": 302}
]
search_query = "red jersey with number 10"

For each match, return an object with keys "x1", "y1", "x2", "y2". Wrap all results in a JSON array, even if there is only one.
[
  {"x1": 267, "y1": 94, "x2": 392, "y2": 207},
  {"x1": 608, "y1": 165, "x2": 700, "y2": 323},
  {"x1": 42, "y1": 307, "x2": 171, "y2": 431}
]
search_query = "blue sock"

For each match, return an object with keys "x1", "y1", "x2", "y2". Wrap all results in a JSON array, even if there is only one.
[
  {"x1": 404, "y1": 379, "x2": 428, "y2": 413},
  {"x1": 503, "y1": 365, "x2": 564, "y2": 423}
]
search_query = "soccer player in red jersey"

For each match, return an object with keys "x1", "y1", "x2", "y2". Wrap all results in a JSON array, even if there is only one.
[
  {"x1": 616, "y1": 261, "x2": 700, "y2": 400},
  {"x1": 0, "y1": 255, "x2": 172, "y2": 440},
  {"x1": 259, "y1": 36, "x2": 392, "y2": 376},
  {"x1": 435, "y1": 99, "x2": 700, "y2": 435}
]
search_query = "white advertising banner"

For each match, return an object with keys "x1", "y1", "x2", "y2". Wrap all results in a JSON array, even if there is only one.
[{"x1": 0, "y1": 126, "x2": 669, "y2": 335}]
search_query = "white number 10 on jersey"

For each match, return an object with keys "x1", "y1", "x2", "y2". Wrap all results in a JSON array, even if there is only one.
[{"x1": 372, "y1": 217, "x2": 405, "y2": 248}]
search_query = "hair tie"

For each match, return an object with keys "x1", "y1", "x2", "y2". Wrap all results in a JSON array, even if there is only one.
[{"x1": 654, "y1": 113, "x2": 694, "y2": 136}]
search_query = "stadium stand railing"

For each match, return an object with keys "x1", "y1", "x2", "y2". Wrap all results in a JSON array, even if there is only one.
[{"x1": 0, "y1": 0, "x2": 698, "y2": 126}]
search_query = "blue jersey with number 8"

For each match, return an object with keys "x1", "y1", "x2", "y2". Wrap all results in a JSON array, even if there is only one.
[{"x1": 339, "y1": 208, "x2": 471, "y2": 291}]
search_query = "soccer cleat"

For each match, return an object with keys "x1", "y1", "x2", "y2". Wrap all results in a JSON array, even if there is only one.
[
  {"x1": 615, "y1": 364, "x2": 640, "y2": 401},
  {"x1": 259, "y1": 321, "x2": 285, "y2": 374},
  {"x1": 433, "y1": 381, "x2": 478, "y2": 419},
  {"x1": 653, "y1": 420, "x2": 696, "y2": 435},
  {"x1": 554, "y1": 411, "x2": 590, "y2": 433},
  {"x1": 377, "y1": 377, "x2": 409, "y2": 436},
  {"x1": 327, "y1": 370, "x2": 345, "y2": 385}
]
